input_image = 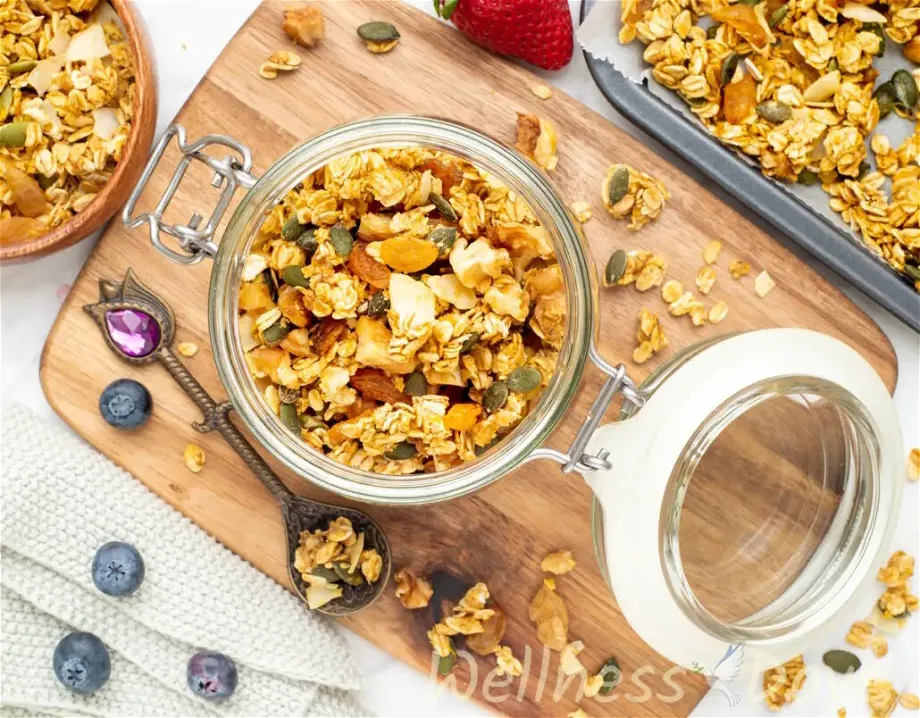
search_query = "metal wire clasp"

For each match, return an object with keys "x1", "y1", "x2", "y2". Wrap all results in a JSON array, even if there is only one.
[
  {"x1": 122, "y1": 124, "x2": 258, "y2": 265},
  {"x1": 528, "y1": 344, "x2": 645, "y2": 473}
]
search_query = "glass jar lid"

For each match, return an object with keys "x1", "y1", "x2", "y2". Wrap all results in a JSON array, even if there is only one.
[{"x1": 586, "y1": 328, "x2": 903, "y2": 672}]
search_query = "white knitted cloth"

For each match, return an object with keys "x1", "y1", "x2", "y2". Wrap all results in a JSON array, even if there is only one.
[{"x1": 0, "y1": 405, "x2": 366, "y2": 717}]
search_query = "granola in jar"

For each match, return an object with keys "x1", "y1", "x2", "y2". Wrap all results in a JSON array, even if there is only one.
[
  {"x1": 1, "y1": 0, "x2": 136, "y2": 244},
  {"x1": 238, "y1": 147, "x2": 563, "y2": 475}
]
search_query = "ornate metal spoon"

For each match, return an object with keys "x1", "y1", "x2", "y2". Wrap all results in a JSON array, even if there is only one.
[{"x1": 84, "y1": 269, "x2": 391, "y2": 616}]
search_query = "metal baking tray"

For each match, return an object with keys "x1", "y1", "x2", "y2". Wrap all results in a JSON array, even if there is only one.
[{"x1": 580, "y1": 0, "x2": 920, "y2": 332}]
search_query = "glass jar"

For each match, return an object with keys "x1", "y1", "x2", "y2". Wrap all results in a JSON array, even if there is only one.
[{"x1": 124, "y1": 115, "x2": 904, "y2": 674}]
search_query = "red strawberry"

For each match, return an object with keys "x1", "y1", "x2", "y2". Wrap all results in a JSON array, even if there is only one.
[{"x1": 434, "y1": 0, "x2": 573, "y2": 71}]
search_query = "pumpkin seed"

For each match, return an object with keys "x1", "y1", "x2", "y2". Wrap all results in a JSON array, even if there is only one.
[
  {"x1": 482, "y1": 381, "x2": 509, "y2": 413},
  {"x1": 863, "y1": 22, "x2": 885, "y2": 56},
  {"x1": 474, "y1": 436, "x2": 501, "y2": 456},
  {"x1": 333, "y1": 563, "x2": 365, "y2": 586},
  {"x1": 37, "y1": 173, "x2": 57, "y2": 190},
  {"x1": 262, "y1": 318, "x2": 291, "y2": 345},
  {"x1": 721, "y1": 53, "x2": 739, "y2": 87},
  {"x1": 828, "y1": 57, "x2": 839, "y2": 72},
  {"x1": 438, "y1": 650, "x2": 457, "y2": 675},
  {"x1": 262, "y1": 268, "x2": 280, "y2": 302},
  {"x1": 685, "y1": 96, "x2": 707, "y2": 107},
  {"x1": 384, "y1": 441, "x2": 417, "y2": 460},
  {"x1": 428, "y1": 192, "x2": 458, "y2": 222},
  {"x1": 430, "y1": 226, "x2": 457, "y2": 255},
  {"x1": 282, "y1": 214, "x2": 304, "y2": 241},
  {"x1": 300, "y1": 414, "x2": 327, "y2": 430},
  {"x1": 874, "y1": 82, "x2": 898, "y2": 119},
  {"x1": 0, "y1": 85, "x2": 12, "y2": 118},
  {"x1": 823, "y1": 649, "x2": 861, "y2": 674},
  {"x1": 769, "y1": 4, "x2": 789, "y2": 26},
  {"x1": 604, "y1": 249, "x2": 628, "y2": 286},
  {"x1": 506, "y1": 366, "x2": 542, "y2": 393},
  {"x1": 280, "y1": 264, "x2": 309, "y2": 288},
  {"x1": 706, "y1": 24, "x2": 720, "y2": 39},
  {"x1": 904, "y1": 265, "x2": 920, "y2": 282},
  {"x1": 607, "y1": 166, "x2": 630, "y2": 207},
  {"x1": 796, "y1": 169, "x2": 819, "y2": 186},
  {"x1": 755, "y1": 100, "x2": 792, "y2": 123},
  {"x1": 330, "y1": 223, "x2": 353, "y2": 257},
  {"x1": 857, "y1": 159, "x2": 871, "y2": 179},
  {"x1": 599, "y1": 657, "x2": 622, "y2": 695},
  {"x1": 280, "y1": 403, "x2": 301, "y2": 433},
  {"x1": 404, "y1": 371, "x2": 427, "y2": 396},
  {"x1": 296, "y1": 227, "x2": 318, "y2": 258},
  {"x1": 357, "y1": 21, "x2": 400, "y2": 43},
  {"x1": 278, "y1": 386, "x2": 299, "y2": 405},
  {"x1": 0, "y1": 121, "x2": 29, "y2": 148},
  {"x1": 459, "y1": 332, "x2": 480, "y2": 354},
  {"x1": 738, "y1": 0, "x2": 761, "y2": 5},
  {"x1": 7, "y1": 59, "x2": 37, "y2": 74},
  {"x1": 310, "y1": 566, "x2": 341, "y2": 583},
  {"x1": 367, "y1": 291, "x2": 390, "y2": 317},
  {"x1": 892, "y1": 69, "x2": 918, "y2": 109}
]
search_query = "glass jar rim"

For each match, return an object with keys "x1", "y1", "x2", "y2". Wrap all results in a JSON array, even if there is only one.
[{"x1": 208, "y1": 115, "x2": 596, "y2": 504}]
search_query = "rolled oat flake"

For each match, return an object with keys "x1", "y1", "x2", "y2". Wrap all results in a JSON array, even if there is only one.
[{"x1": 357, "y1": 21, "x2": 400, "y2": 43}]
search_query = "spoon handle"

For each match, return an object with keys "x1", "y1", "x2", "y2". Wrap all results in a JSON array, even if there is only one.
[{"x1": 158, "y1": 347, "x2": 294, "y2": 504}]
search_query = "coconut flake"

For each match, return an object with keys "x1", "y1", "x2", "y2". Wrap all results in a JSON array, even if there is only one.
[
  {"x1": 91, "y1": 1, "x2": 122, "y2": 29},
  {"x1": 840, "y1": 1, "x2": 887, "y2": 22},
  {"x1": 67, "y1": 23, "x2": 111, "y2": 63},
  {"x1": 47, "y1": 28, "x2": 72, "y2": 57},
  {"x1": 92, "y1": 107, "x2": 119, "y2": 140},
  {"x1": 26, "y1": 57, "x2": 66, "y2": 96}
]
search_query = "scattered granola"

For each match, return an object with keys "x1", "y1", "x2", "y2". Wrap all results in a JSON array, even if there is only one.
[
  {"x1": 601, "y1": 164, "x2": 670, "y2": 231},
  {"x1": 838, "y1": 708, "x2": 847, "y2": 718},
  {"x1": 529, "y1": 580, "x2": 569, "y2": 650},
  {"x1": 531, "y1": 84, "x2": 553, "y2": 100},
  {"x1": 568, "y1": 709, "x2": 589, "y2": 718},
  {"x1": 908, "y1": 448, "x2": 919, "y2": 481},
  {"x1": 583, "y1": 673, "x2": 605, "y2": 698},
  {"x1": 703, "y1": 240, "x2": 722, "y2": 265},
  {"x1": 541, "y1": 550, "x2": 576, "y2": 575},
  {"x1": 754, "y1": 270, "x2": 776, "y2": 297},
  {"x1": 709, "y1": 300, "x2": 729, "y2": 324},
  {"x1": 177, "y1": 342, "x2": 198, "y2": 357},
  {"x1": 668, "y1": 290, "x2": 708, "y2": 326},
  {"x1": 900, "y1": 693, "x2": 920, "y2": 711},
  {"x1": 183, "y1": 443, "x2": 205, "y2": 473},
  {"x1": 661, "y1": 278, "x2": 683, "y2": 303},
  {"x1": 763, "y1": 654, "x2": 806, "y2": 710},
  {"x1": 394, "y1": 567, "x2": 433, "y2": 609},
  {"x1": 867, "y1": 679, "x2": 898, "y2": 718},
  {"x1": 493, "y1": 644, "x2": 523, "y2": 676},
  {"x1": 258, "y1": 49, "x2": 301, "y2": 79},
  {"x1": 871, "y1": 634, "x2": 888, "y2": 658},
  {"x1": 633, "y1": 308, "x2": 668, "y2": 364},
  {"x1": 729, "y1": 259, "x2": 752, "y2": 279},
  {"x1": 695, "y1": 266, "x2": 717, "y2": 295},
  {"x1": 282, "y1": 6, "x2": 324, "y2": 48},
  {"x1": 293, "y1": 516, "x2": 383, "y2": 609},
  {"x1": 357, "y1": 21, "x2": 400, "y2": 54},
  {"x1": 617, "y1": 0, "x2": 920, "y2": 288},
  {"x1": 239, "y1": 147, "x2": 562, "y2": 475},
  {"x1": 0, "y1": 1, "x2": 136, "y2": 244},
  {"x1": 615, "y1": 249, "x2": 667, "y2": 287},
  {"x1": 515, "y1": 112, "x2": 558, "y2": 170},
  {"x1": 570, "y1": 200, "x2": 592, "y2": 223},
  {"x1": 846, "y1": 620, "x2": 874, "y2": 649},
  {"x1": 559, "y1": 639, "x2": 586, "y2": 675}
]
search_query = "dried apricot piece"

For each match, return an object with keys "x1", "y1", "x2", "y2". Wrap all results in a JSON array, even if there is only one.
[
  {"x1": 378, "y1": 236, "x2": 439, "y2": 273},
  {"x1": 419, "y1": 158, "x2": 463, "y2": 194},
  {"x1": 350, "y1": 367, "x2": 410, "y2": 405},
  {"x1": 723, "y1": 73, "x2": 757, "y2": 124},
  {"x1": 444, "y1": 403, "x2": 482, "y2": 431},
  {"x1": 347, "y1": 242, "x2": 391, "y2": 289},
  {"x1": 711, "y1": 4, "x2": 769, "y2": 47},
  {"x1": 1, "y1": 158, "x2": 48, "y2": 217}
]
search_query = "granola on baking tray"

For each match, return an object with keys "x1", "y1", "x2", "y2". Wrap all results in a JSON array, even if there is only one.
[
  {"x1": 239, "y1": 147, "x2": 563, "y2": 475},
  {"x1": 617, "y1": 0, "x2": 920, "y2": 289},
  {"x1": 1, "y1": 0, "x2": 136, "y2": 243}
]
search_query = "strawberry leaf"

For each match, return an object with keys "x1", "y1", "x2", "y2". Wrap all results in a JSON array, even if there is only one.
[{"x1": 441, "y1": 0, "x2": 459, "y2": 20}]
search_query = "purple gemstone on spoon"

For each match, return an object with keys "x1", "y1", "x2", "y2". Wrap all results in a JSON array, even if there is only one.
[{"x1": 104, "y1": 309, "x2": 161, "y2": 357}]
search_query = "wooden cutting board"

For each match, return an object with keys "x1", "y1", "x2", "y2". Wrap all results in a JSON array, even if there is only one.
[{"x1": 41, "y1": 2, "x2": 898, "y2": 716}]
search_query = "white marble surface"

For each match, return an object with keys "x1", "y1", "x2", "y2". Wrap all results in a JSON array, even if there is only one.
[{"x1": 1, "y1": 2, "x2": 917, "y2": 716}]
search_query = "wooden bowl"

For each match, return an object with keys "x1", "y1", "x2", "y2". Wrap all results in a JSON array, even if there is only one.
[{"x1": 0, "y1": 0, "x2": 157, "y2": 263}]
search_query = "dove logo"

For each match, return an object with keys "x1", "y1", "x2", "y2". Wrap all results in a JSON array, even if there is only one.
[{"x1": 691, "y1": 643, "x2": 744, "y2": 707}]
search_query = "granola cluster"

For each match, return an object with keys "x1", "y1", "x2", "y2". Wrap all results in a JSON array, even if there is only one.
[
  {"x1": 618, "y1": 0, "x2": 920, "y2": 289},
  {"x1": 239, "y1": 147, "x2": 562, "y2": 475},
  {"x1": 763, "y1": 654, "x2": 806, "y2": 710},
  {"x1": 0, "y1": 0, "x2": 136, "y2": 244},
  {"x1": 293, "y1": 516, "x2": 383, "y2": 609}
]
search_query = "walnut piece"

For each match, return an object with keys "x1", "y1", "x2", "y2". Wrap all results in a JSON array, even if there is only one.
[{"x1": 394, "y1": 568, "x2": 433, "y2": 609}]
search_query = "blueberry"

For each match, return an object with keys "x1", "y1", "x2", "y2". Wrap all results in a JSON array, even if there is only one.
[
  {"x1": 187, "y1": 651, "x2": 238, "y2": 701},
  {"x1": 53, "y1": 632, "x2": 111, "y2": 695},
  {"x1": 99, "y1": 378, "x2": 152, "y2": 429},
  {"x1": 92, "y1": 541, "x2": 145, "y2": 596}
]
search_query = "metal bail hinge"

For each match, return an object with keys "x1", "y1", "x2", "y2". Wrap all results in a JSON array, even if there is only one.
[
  {"x1": 528, "y1": 344, "x2": 645, "y2": 474},
  {"x1": 122, "y1": 124, "x2": 259, "y2": 265}
]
